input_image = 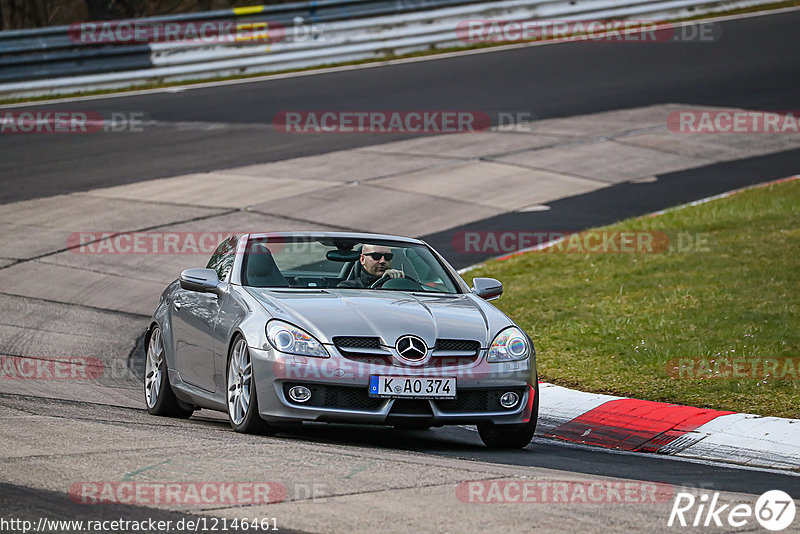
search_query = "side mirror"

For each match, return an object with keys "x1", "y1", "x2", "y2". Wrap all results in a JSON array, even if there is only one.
[
  {"x1": 180, "y1": 268, "x2": 221, "y2": 295},
  {"x1": 472, "y1": 277, "x2": 503, "y2": 300}
]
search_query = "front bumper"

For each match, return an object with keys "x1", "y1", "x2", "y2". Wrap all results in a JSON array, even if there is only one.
[{"x1": 249, "y1": 345, "x2": 536, "y2": 426}]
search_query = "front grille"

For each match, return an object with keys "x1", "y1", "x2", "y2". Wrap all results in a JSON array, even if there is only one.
[
  {"x1": 431, "y1": 339, "x2": 481, "y2": 365},
  {"x1": 435, "y1": 339, "x2": 481, "y2": 354},
  {"x1": 283, "y1": 383, "x2": 384, "y2": 411},
  {"x1": 332, "y1": 337, "x2": 481, "y2": 366},
  {"x1": 435, "y1": 388, "x2": 526, "y2": 413},
  {"x1": 333, "y1": 336, "x2": 381, "y2": 349},
  {"x1": 332, "y1": 336, "x2": 392, "y2": 364}
]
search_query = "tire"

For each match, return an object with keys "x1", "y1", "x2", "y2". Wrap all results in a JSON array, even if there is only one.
[
  {"x1": 144, "y1": 326, "x2": 194, "y2": 418},
  {"x1": 226, "y1": 336, "x2": 270, "y2": 434},
  {"x1": 477, "y1": 384, "x2": 539, "y2": 449}
]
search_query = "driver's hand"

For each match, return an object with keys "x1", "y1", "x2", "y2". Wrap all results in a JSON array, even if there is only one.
[{"x1": 384, "y1": 269, "x2": 405, "y2": 279}]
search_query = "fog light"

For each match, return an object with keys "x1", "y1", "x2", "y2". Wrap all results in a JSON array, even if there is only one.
[
  {"x1": 288, "y1": 385, "x2": 312, "y2": 403},
  {"x1": 500, "y1": 391, "x2": 519, "y2": 409}
]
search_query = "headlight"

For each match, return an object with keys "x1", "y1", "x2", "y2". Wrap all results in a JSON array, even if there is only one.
[
  {"x1": 487, "y1": 327, "x2": 530, "y2": 362},
  {"x1": 266, "y1": 320, "x2": 329, "y2": 358}
]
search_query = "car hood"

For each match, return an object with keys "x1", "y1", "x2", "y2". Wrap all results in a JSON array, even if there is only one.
[{"x1": 245, "y1": 288, "x2": 513, "y2": 347}]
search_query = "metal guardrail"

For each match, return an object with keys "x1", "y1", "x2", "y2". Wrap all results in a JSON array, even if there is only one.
[
  {"x1": 0, "y1": 0, "x2": 487, "y2": 84},
  {"x1": 0, "y1": 0, "x2": 777, "y2": 98}
]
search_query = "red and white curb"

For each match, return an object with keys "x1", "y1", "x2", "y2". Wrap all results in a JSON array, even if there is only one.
[
  {"x1": 537, "y1": 383, "x2": 800, "y2": 470},
  {"x1": 456, "y1": 175, "x2": 800, "y2": 470}
]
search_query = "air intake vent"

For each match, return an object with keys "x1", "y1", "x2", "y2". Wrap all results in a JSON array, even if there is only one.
[
  {"x1": 389, "y1": 399, "x2": 433, "y2": 416},
  {"x1": 333, "y1": 336, "x2": 381, "y2": 349},
  {"x1": 435, "y1": 339, "x2": 481, "y2": 354},
  {"x1": 332, "y1": 336, "x2": 391, "y2": 364},
  {"x1": 282, "y1": 383, "x2": 384, "y2": 411},
  {"x1": 436, "y1": 388, "x2": 526, "y2": 413}
]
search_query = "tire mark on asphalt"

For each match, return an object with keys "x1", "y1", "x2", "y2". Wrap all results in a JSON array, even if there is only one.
[
  {"x1": 0, "y1": 208, "x2": 239, "y2": 271},
  {"x1": 0, "y1": 291, "x2": 149, "y2": 319},
  {"x1": 242, "y1": 208, "x2": 363, "y2": 232}
]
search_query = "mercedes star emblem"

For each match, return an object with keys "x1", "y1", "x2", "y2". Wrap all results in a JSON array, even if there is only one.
[{"x1": 395, "y1": 335, "x2": 427, "y2": 361}]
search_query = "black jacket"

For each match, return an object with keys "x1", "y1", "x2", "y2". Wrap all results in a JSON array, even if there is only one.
[{"x1": 337, "y1": 268, "x2": 380, "y2": 288}]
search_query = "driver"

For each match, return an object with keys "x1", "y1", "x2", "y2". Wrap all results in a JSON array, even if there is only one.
[{"x1": 337, "y1": 244, "x2": 405, "y2": 288}]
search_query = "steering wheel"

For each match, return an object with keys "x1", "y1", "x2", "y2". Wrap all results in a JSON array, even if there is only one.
[{"x1": 370, "y1": 274, "x2": 422, "y2": 289}]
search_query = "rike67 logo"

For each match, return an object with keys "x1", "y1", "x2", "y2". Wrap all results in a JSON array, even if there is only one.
[{"x1": 668, "y1": 490, "x2": 795, "y2": 531}]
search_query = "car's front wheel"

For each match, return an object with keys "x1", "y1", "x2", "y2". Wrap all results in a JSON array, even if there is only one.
[
  {"x1": 477, "y1": 384, "x2": 539, "y2": 449},
  {"x1": 144, "y1": 326, "x2": 193, "y2": 418},
  {"x1": 227, "y1": 336, "x2": 270, "y2": 434}
]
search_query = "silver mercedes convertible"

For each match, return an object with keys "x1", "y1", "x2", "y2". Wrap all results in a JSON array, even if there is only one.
[{"x1": 144, "y1": 232, "x2": 538, "y2": 448}]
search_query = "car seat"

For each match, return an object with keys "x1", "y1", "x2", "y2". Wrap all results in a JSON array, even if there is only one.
[{"x1": 244, "y1": 243, "x2": 289, "y2": 287}]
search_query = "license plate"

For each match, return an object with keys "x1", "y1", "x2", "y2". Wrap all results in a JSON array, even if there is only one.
[{"x1": 369, "y1": 376, "x2": 456, "y2": 399}]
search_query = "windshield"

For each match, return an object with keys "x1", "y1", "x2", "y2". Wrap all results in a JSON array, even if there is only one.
[{"x1": 240, "y1": 236, "x2": 461, "y2": 293}]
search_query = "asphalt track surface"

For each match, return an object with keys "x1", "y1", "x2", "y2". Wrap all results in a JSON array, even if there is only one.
[
  {"x1": 2, "y1": 394, "x2": 799, "y2": 523},
  {"x1": 1, "y1": 10, "x2": 799, "y2": 205},
  {"x1": 2, "y1": 8, "x2": 800, "y2": 531}
]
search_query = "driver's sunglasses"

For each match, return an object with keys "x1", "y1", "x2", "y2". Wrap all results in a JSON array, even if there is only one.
[{"x1": 364, "y1": 252, "x2": 393, "y2": 261}]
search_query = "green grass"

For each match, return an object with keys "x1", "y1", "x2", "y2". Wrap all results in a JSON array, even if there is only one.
[
  {"x1": 2, "y1": 1, "x2": 799, "y2": 106},
  {"x1": 469, "y1": 179, "x2": 800, "y2": 418}
]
